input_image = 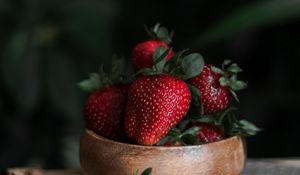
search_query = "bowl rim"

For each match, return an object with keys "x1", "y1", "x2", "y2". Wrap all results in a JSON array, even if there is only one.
[{"x1": 83, "y1": 129, "x2": 242, "y2": 150}]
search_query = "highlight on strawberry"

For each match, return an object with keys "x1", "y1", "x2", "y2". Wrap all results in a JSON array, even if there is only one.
[{"x1": 79, "y1": 23, "x2": 261, "y2": 147}]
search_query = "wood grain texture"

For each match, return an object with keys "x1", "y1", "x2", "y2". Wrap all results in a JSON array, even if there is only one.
[{"x1": 80, "y1": 129, "x2": 246, "y2": 175}]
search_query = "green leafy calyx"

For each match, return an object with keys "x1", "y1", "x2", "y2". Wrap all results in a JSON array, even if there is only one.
[
  {"x1": 211, "y1": 60, "x2": 247, "y2": 102},
  {"x1": 157, "y1": 125, "x2": 201, "y2": 146},
  {"x1": 137, "y1": 46, "x2": 172, "y2": 76},
  {"x1": 78, "y1": 56, "x2": 126, "y2": 92},
  {"x1": 138, "y1": 47, "x2": 205, "y2": 80},
  {"x1": 187, "y1": 106, "x2": 261, "y2": 137},
  {"x1": 144, "y1": 23, "x2": 173, "y2": 44},
  {"x1": 164, "y1": 49, "x2": 205, "y2": 80}
]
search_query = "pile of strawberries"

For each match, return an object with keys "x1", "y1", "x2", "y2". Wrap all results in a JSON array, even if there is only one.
[{"x1": 79, "y1": 24, "x2": 260, "y2": 146}]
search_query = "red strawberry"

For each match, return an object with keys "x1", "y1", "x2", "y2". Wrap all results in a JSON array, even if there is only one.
[
  {"x1": 125, "y1": 75, "x2": 191, "y2": 145},
  {"x1": 189, "y1": 64, "x2": 232, "y2": 113},
  {"x1": 132, "y1": 40, "x2": 174, "y2": 71},
  {"x1": 84, "y1": 84, "x2": 129, "y2": 139},
  {"x1": 196, "y1": 122, "x2": 225, "y2": 143}
]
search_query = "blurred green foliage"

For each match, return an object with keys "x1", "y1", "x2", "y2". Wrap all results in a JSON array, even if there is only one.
[
  {"x1": 193, "y1": 0, "x2": 300, "y2": 47},
  {"x1": 0, "y1": 0, "x2": 121, "y2": 170},
  {"x1": 0, "y1": 0, "x2": 300, "y2": 171}
]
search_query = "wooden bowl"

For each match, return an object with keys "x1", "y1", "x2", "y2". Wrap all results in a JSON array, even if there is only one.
[{"x1": 80, "y1": 129, "x2": 246, "y2": 175}]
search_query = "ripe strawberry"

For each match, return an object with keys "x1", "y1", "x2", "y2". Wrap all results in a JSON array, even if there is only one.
[
  {"x1": 84, "y1": 84, "x2": 129, "y2": 139},
  {"x1": 132, "y1": 23, "x2": 175, "y2": 72},
  {"x1": 196, "y1": 122, "x2": 225, "y2": 143},
  {"x1": 189, "y1": 64, "x2": 232, "y2": 113},
  {"x1": 79, "y1": 57, "x2": 129, "y2": 140},
  {"x1": 132, "y1": 40, "x2": 174, "y2": 71},
  {"x1": 189, "y1": 61, "x2": 247, "y2": 114},
  {"x1": 125, "y1": 75, "x2": 191, "y2": 145}
]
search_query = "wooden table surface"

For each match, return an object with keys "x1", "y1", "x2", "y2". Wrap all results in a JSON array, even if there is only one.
[
  {"x1": 244, "y1": 159, "x2": 300, "y2": 175},
  {"x1": 7, "y1": 159, "x2": 300, "y2": 175}
]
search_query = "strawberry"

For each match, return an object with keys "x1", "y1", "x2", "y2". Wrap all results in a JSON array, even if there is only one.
[
  {"x1": 196, "y1": 122, "x2": 225, "y2": 143},
  {"x1": 132, "y1": 40, "x2": 174, "y2": 71},
  {"x1": 132, "y1": 23, "x2": 174, "y2": 72},
  {"x1": 84, "y1": 84, "x2": 128, "y2": 139},
  {"x1": 78, "y1": 57, "x2": 129, "y2": 140},
  {"x1": 189, "y1": 64, "x2": 231, "y2": 113},
  {"x1": 125, "y1": 75, "x2": 191, "y2": 145},
  {"x1": 189, "y1": 61, "x2": 247, "y2": 114}
]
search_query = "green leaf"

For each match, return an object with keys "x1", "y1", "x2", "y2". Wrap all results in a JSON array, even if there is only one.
[
  {"x1": 110, "y1": 55, "x2": 125, "y2": 82},
  {"x1": 181, "y1": 126, "x2": 200, "y2": 136},
  {"x1": 174, "y1": 49, "x2": 189, "y2": 59},
  {"x1": 181, "y1": 53, "x2": 204, "y2": 80},
  {"x1": 223, "y1": 112, "x2": 238, "y2": 135},
  {"x1": 133, "y1": 169, "x2": 139, "y2": 175},
  {"x1": 139, "y1": 68, "x2": 161, "y2": 76},
  {"x1": 144, "y1": 23, "x2": 173, "y2": 44},
  {"x1": 144, "y1": 24, "x2": 155, "y2": 39},
  {"x1": 153, "y1": 23, "x2": 160, "y2": 33},
  {"x1": 222, "y1": 59, "x2": 232, "y2": 68},
  {"x1": 216, "y1": 106, "x2": 238, "y2": 124},
  {"x1": 78, "y1": 55, "x2": 126, "y2": 92},
  {"x1": 98, "y1": 65, "x2": 113, "y2": 88},
  {"x1": 219, "y1": 77, "x2": 228, "y2": 87},
  {"x1": 156, "y1": 136, "x2": 172, "y2": 146},
  {"x1": 163, "y1": 49, "x2": 188, "y2": 74},
  {"x1": 141, "y1": 168, "x2": 152, "y2": 175},
  {"x1": 194, "y1": 115, "x2": 216, "y2": 123},
  {"x1": 153, "y1": 46, "x2": 167, "y2": 63},
  {"x1": 239, "y1": 120, "x2": 261, "y2": 132},
  {"x1": 230, "y1": 90, "x2": 240, "y2": 103},
  {"x1": 156, "y1": 26, "x2": 172, "y2": 44},
  {"x1": 211, "y1": 66, "x2": 225, "y2": 75},
  {"x1": 77, "y1": 73, "x2": 100, "y2": 92},
  {"x1": 168, "y1": 127, "x2": 182, "y2": 137},
  {"x1": 229, "y1": 74, "x2": 237, "y2": 82},
  {"x1": 229, "y1": 80, "x2": 247, "y2": 91},
  {"x1": 219, "y1": 108, "x2": 261, "y2": 136},
  {"x1": 231, "y1": 119, "x2": 261, "y2": 136},
  {"x1": 189, "y1": 85, "x2": 201, "y2": 102},
  {"x1": 227, "y1": 63, "x2": 242, "y2": 73},
  {"x1": 152, "y1": 46, "x2": 171, "y2": 73},
  {"x1": 188, "y1": 85, "x2": 204, "y2": 114}
]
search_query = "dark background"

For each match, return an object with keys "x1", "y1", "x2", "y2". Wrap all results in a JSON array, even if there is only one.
[{"x1": 1, "y1": 0, "x2": 300, "y2": 171}]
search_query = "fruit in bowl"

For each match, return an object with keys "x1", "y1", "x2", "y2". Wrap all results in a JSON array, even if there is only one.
[{"x1": 78, "y1": 24, "x2": 260, "y2": 175}]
